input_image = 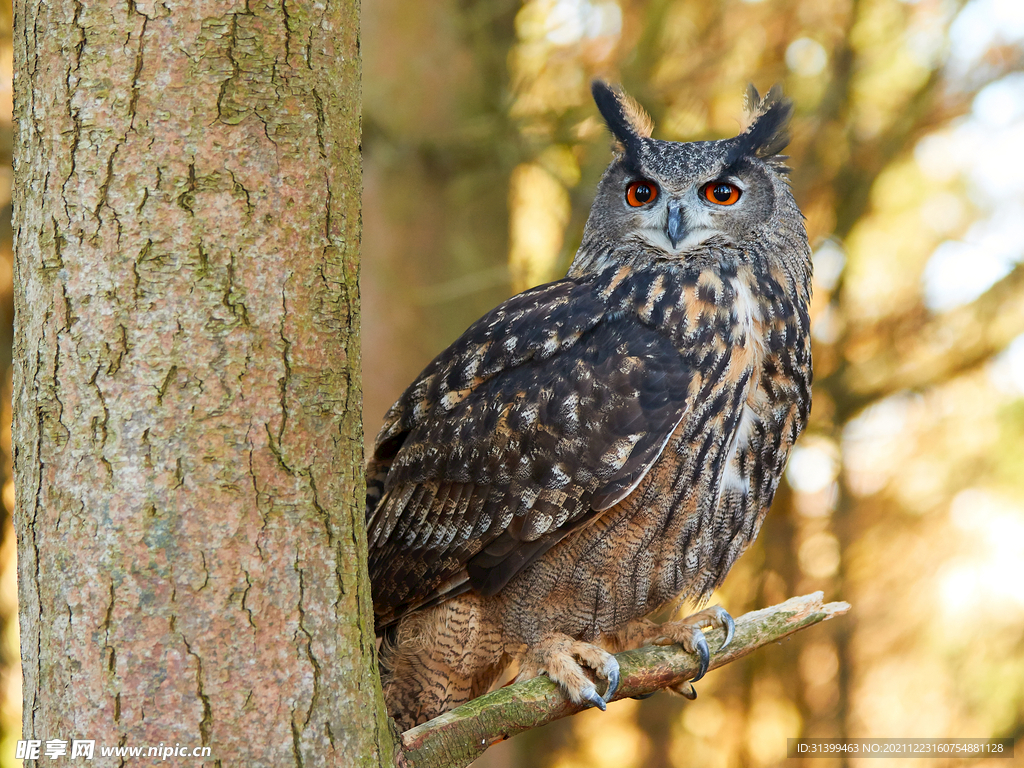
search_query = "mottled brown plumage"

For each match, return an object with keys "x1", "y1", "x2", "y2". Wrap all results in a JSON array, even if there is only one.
[{"x1": 367, "y1": 82, "x2": 812, "y2": 730}]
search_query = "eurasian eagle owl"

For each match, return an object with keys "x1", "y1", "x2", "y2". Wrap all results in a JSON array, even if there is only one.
[{"x1": 366, "y1": 81, "x2": 812, "y2": 730}]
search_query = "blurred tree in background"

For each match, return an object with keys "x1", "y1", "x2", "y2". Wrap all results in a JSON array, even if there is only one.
[{"x1": 363, "y1": 0, "x2": 1024, "y2": 766}]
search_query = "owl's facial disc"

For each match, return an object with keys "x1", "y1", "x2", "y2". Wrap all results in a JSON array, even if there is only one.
[
  {"x1": 667, "y1": 173, "x2": 751, "y2": 254},
  {"x1": 634, "y1": 186, "x2": 741, "y2": 256},
  {"x1": 634, "y1": 203, "x2": 717, "y2": 255}
]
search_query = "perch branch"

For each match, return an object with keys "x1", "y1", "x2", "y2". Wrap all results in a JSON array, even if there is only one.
[{"x1": 399, "y1": 592, "x2": 850, "y2": 768}]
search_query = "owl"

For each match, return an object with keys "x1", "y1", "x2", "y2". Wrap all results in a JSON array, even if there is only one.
[{"x1": 366, "y1": 81, "x2": 812, "y2": 730}]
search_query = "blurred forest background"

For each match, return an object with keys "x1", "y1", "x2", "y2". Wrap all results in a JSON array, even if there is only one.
[
  {"x1": 0, "y1": 0, "x2": 1022, "y2": 766},
  {"x1": 361, "y1": 0, "x2": 1024, "y2": 766}
]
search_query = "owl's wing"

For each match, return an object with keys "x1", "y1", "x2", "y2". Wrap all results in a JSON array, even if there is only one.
[{"x1": 367, "y1": 274, "x2": 696, "y2": 628}]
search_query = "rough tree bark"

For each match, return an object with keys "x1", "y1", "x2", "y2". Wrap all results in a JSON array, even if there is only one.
[{"x1": 13, "y1": 0, "x2": 397, "y2": 764}]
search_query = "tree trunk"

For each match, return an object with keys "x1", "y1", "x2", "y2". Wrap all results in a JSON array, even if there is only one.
[{"x1": 12, "y1": 0, "x2": 396, "y2": 764}]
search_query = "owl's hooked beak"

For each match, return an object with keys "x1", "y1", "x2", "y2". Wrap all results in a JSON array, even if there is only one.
[{"x1": 666, "y1": 204, "x2": 686, "y2": 248}]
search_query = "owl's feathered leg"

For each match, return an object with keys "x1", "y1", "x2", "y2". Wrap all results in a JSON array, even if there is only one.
[
  {"x1": 381, "y1": 638, "x2": 472, "y2": 731},
  {"x1": 379, "y1": 596, "x2": 508, "y2": 730},
  {"x1": 515, "y1": 634, "x2": 621, "y2": 710}
]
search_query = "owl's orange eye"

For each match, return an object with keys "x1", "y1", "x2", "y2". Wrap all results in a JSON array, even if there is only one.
[
  {"x1": 701, "y1": 181, "x2": 742, "y2": 206},
  {"x1": 626, "y1": 180, "x2": 658, "y2": 207}
]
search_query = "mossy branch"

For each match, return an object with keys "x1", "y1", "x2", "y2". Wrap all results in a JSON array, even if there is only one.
[{"x1": 398, "y1": 592, "x2": 850, "y2": 768}]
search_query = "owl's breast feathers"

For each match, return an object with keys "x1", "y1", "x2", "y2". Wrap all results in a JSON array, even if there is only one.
[{"x1": 367, "y1": 256, "x2": 811, "y2": 630}]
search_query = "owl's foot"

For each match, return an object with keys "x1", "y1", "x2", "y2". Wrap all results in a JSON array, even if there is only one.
[
  {"x1": 652, "y1": 604, "x2": 735, "y2": 683},
  {"x1": 517, "y1": 634, "x2": 620, "y2": 710}
]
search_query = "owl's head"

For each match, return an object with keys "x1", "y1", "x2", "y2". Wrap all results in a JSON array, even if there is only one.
[{"x1": 571, "y1": 81, "x2": 803, "y2": 274}]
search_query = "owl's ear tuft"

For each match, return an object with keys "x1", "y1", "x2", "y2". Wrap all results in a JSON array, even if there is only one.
[
  {"x1": 728, "y1": 84, "x2": 793, "y2": 164},
  {"x1": 592, "y1": 81, "x2": 653, "y2": 156}
]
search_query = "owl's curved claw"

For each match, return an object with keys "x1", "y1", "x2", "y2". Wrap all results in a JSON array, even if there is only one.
[
  {"x1": 675, "y1": 681, "x2": 698, "y2": 700},
  {"x1": 631, "y1": 691, "x2": 656, "y2": 700},
  {"x1": 581, "y1": 683, "x2": 607, "y2": 711},
  {"x1": 602, "y1": 658, "x2": 620, "y2": 703},
  {"x1": 690, "y1": 629, "x2": 711, "y2": 682},
  {"x1": 719, "y1": 610, "x2": 735, "y2": 651}
]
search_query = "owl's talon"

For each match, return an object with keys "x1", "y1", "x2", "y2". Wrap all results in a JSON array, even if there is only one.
[
  {"x1": 602, "y1": 657, "x2": 620, "y2": 703},
  {"x1": 718, "y1": 609, "x2": 736, "y2": 651},
  {"x1": 581, "y1": 684, "x2": 607, "y2": 711},
  {"x1": 631, "y1": 691, "x2": 656, "y2": 700},
  {"x1": 674, "y1": 681, "x2": 698, "y2": 700},
  {"x1": 690, "y1": 629, "x2": 710, "y2": 682}
]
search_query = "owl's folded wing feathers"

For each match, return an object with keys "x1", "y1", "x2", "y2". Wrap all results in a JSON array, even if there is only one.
[{"x1": 367, "y1": 275, "x2": 696, "y2": 629}]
